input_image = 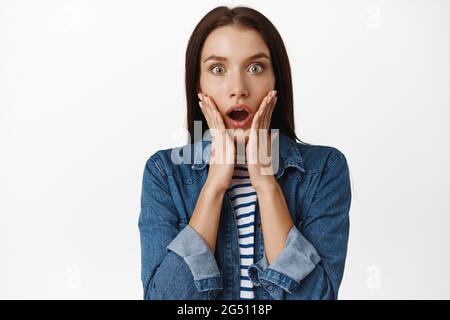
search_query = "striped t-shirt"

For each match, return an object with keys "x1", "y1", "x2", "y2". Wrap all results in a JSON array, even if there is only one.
[{"x1": 226, "y1": 162, "x2": 257, "y2": 300}]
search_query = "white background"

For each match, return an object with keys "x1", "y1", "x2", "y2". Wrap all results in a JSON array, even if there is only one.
[{"x1": 1, "y1": 0, "x2": 449, "y2": 299}]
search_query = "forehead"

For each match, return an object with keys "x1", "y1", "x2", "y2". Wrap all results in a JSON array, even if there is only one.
[{"x1": 201, "y1": 25, "x2": 269, "y2": 61}]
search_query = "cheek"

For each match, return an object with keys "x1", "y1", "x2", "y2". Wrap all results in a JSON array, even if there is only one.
[
  {"x1": 257, "y1": 79, "x2": 275, "y2": 93},
  {"x1": 201, "y1": 71, "x2": 223, "y2": 89},
  {"x1": 249, "y1": 77, "x2": 275, "y2": 98}
]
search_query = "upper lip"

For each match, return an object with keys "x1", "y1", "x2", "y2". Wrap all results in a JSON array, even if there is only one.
[{"x1": 226, "y1": 104, "x2": 253, "y2": 116}]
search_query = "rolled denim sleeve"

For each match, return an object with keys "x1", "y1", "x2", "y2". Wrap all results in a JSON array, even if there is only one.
[
  {"x1": 248, "y1": 225, "x2": 321, "y2": 297},
  {"x1": 138, "y1": 154, "x2": 223, "y2": 300},
  {"x1": 248, "y1": 152, "x2": 351, "y2": 300},
  {"x1": 166, "y1": 224, "x2": 223, "y2": 291}
]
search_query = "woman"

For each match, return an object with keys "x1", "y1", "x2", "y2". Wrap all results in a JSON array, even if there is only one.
[{"x1": 139, "y1": 6, "x2": 352, "y2": 300}]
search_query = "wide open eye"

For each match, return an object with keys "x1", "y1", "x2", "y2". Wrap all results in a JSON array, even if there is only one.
[
  {"x1": 248, "y1": 63, "x2": 264, "y2": 74},
  {"x1": 210, "y1": 64, "x2": 225, "y2": 75},
  {"x1": 209, "y1": 63, "x2": 265, "y2": 75}
]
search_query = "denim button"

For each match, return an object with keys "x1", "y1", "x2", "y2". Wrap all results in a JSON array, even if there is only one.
[
  {"x1": 208, "y1": 291, "x2": 217, "y2": 300},
  {"x1": 248, "y1": 268, "x2": 260, "y2": 287},
  {"x1": 251, "y1": 279, "x2": 260, "y2": 287},
  {"x1": 260, "y1": 280, "x2": 274, "y2": 292}
]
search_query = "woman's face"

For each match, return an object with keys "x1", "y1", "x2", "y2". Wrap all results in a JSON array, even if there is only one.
[{"x1": 198, "y1": 25, "x2": 276, "y2": 136}]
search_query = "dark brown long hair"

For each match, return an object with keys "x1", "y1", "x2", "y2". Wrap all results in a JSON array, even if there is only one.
[{"x1": 185, "y1": 6, "x2": 309, "y2": 145}]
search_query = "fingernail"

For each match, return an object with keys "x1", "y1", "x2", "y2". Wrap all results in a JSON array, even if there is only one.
[
  {"x1": 273, "y1": 90, "x2": 277, "y2": 97},
  {"x1": 198, "y1": 93, "x2": 202, "y2": 100}
]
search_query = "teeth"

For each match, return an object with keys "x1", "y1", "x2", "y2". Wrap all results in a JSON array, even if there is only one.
[{"x1": 229, "y1": 108, "x2": 243, "y2": 114}]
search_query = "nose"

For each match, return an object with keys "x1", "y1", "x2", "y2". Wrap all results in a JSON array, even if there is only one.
[
  {"x1": 231, "y1": 91, "x2": 248, "y2": 101},
  {"x1": 229, "y1": 74, "x2": 249, "y2": 100}
]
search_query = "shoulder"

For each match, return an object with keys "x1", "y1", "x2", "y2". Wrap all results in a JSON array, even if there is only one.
[
  {"x1": 143, "y1": 142, "x2": 205, "y2": 183},
  {"x1": 295, "y1": 141, "x2": 349, "y2": 176}
]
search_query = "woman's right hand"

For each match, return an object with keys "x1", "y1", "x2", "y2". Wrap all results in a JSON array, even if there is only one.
[{"x1": 198, "y1": 93, "x2": 235, "y2": 194}]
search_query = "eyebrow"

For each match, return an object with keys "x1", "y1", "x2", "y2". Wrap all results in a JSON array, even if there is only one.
[{"x1": 203, "y1": 52, "x2": 271, "y2": 63}]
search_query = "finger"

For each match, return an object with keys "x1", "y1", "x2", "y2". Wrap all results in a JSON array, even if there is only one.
[
  {"x1": 268, "y1": 97, "x2": 278, "y2": 124},
  {"x1": 261, "y1": 91, "x2": 276, "y2": 128},
  {"x1": 250, "y1": 93, "x2": 271, "y2": 152},
  {"x1": 263, "y1": 97, "x2": 277, "y2": 155},
  {"x1": 202, "y1": 96, "x2": 214, "y2": 129},
  {"x1": 260, "y1": 98, "x2": 275, "y2": 157},
  {"x1": 263, "y1": 95, "x2": 277, "y2": 129},
  {"x1": 260, "y1": 91, "x2": 274, "y2": 120},
  {"x1": 198, "y1": 101, "x2": 210, "y2": 127},
  {"x1": 248, "y1": 96, "x2": 268, "y2": 165},
  {"x1": 204, "y1": 96, "x2": 233, "y2": 161},
  {"x1": 251, "y1": 95, "x2": 268, "y2": 133},
  {"x1": 200, "y1": 101, "x2": 218, "y2": 143},
  {"x1": 203, "y1": 97, "x2": 221, "y2": 140},
  {"x1": 261, "y1": 96, "x2": 271, "y2": 129},
  {"x1": 200, "y1": 97, "x2": 220, "y2": 161},
  {"x1": 199, "y1": 101, "x2": 213, "y2": 131},
  {"x1": 205, "y1": 96, "x2": 227, "y2": 132},
  {"x1": 199, "y1": 94, "x2": 212, "y2": 124},
  {"x1": 204, "y1": 96, "x2": 220, "y2": 135},
  {"x1": 202, "y1": 96, "x2": 215, "y2": 129},
  {"x1": 258, "y1": 91, "x2": 277, "y2": 160}
]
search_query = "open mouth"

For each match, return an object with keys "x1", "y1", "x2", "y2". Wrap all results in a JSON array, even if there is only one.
[{"x1": 227, "y1": 109, "x2": 249, "y2": 122}]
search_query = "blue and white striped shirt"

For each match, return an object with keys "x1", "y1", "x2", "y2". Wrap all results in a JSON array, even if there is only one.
[{"x1": 226, "y1": 163, "x2": 257, "y2": 300}]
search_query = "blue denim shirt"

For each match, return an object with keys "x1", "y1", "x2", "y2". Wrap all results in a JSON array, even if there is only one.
[{"x1": 138, "y1": 131, "x2": 351, "y2": 300}]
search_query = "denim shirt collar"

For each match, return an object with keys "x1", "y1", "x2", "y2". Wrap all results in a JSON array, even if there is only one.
[{"x1": 190, "y1": 131, "x2": 305, "y2": 179}]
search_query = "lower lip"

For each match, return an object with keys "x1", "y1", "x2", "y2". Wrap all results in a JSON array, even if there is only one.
[{"x1": 227, "y1": 112, "x2": 253, "y2": 129}]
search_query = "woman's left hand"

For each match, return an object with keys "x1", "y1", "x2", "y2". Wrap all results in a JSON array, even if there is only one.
[{"x1": 246, "y1": 90, "x2": 278, "y2": 192}]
